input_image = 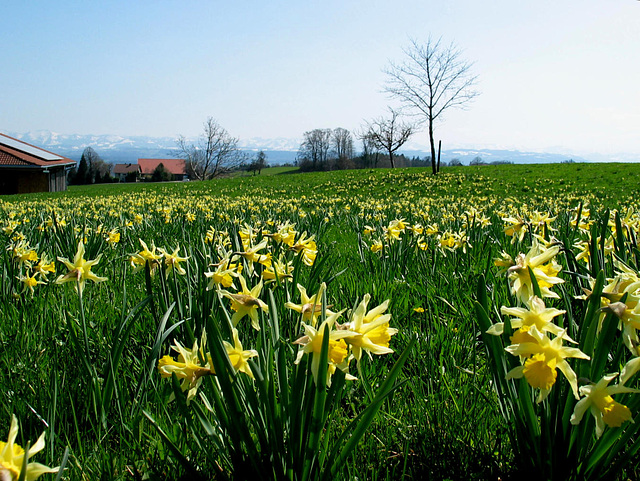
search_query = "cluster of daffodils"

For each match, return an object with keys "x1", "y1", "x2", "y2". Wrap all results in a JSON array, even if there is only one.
[
  {"x1": 129, "y1": 239, "x2": 189, "y2": 279},
  {"x1": 1, "y1": 415, "x2": 59, "y2": 480},
  {"x1": 158, "y1": 329, "x2": 257, "y2": 402},
  {"x1": 490, "y1": 240, "x2": 640, "y2": 438},
  {"x1": 501, "y1": 210, "x2": 556, "y2": 244},
  {"x1": 364, "y1": 218, "x2": 471, "y2": 255},
  {"x1": 157, "y1": 282, "x2": 398, "y2": 401},
  {"x1": 7, "y1": 238, "x2": 108, "y2": 297},
  {"x1": 8, "y1": 240, "x2": 56, "y2": 296},
  {"x1": 290, "y1": 284, "x2": 397, "y2": 386}
]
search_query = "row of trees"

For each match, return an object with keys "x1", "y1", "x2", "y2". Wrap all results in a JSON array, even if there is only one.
[{"x1": 175, "y1": 36, "x2": 477, "y2": 179}]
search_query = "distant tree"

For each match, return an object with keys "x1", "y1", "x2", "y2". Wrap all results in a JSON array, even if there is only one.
[
  {"x1": 75, "y1": 155, "x2": 89, "y2": 184},
  {"x1": 297, "y1": 129, "x2": 332, "y2": 171},
  {"x1": 363, "y1": 108, "x2": 414, "y2": 168},
  {"x1": 75, "y1": 147, "x2": 112, "y2": 184},
  {"x1": 448, "y1": 158, "x2": 463, "y2": 167},
  {"x1": 332, "y1": 128, "x2": 354, "y2": 169},
  {"x1": 248, "y1": 150, "x2": 268, "y2": 175},
  {"x1": 357, "y1": 130, "x2": 381, "y2": 168},
  {"x1": 151, "y1": 163, "x2": 172, "y2": 182},
  {"x1": 384, "y1": 37, "x2": 479, "y2": 174},
  {"x1": 177, "y1": 117, "x2": 241, "y2": 180},
  {"x1": 470, "y1": 156, "x2": 485, "y2": 166}
]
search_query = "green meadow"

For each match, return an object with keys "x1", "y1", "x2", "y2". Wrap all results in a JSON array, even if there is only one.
[{"x1": 2, "y1": 163, "x2": 640, "y2": 480}]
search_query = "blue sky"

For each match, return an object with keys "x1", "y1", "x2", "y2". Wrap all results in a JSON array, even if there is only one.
[{"x1": 1, "y1": 0, "x2": 639, "y2": 157}]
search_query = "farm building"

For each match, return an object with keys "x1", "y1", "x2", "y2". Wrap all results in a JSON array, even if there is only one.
[
  {"x1": 0, "y1": 133, "x2": 76, "y2": 195},
  {"x1": 138, "y1": 158, "x2": 187, "y2": 181},
  {"x1": 113, "y1": 163, "x2": 141, "y2": 182}
]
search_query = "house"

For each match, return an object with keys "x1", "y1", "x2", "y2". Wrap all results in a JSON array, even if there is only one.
[
  {"x1": 0, "y1": 133, "x2": 76, "y2": 195},
  {"x1": 138, "y1": 158, "x2": 187, "y2": 181},
  {"x1": 113, "y1": 163, "x2": 140, "y2": 182}
]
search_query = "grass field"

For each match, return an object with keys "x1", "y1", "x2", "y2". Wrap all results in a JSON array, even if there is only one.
[{"x1": 2, "y1": 163, "x2": 640, "y2": 480}]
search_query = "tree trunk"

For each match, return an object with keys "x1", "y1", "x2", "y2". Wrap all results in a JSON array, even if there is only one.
[
  {"x1": 388, "y1": 149, "x2": 395, "y2": 168},
  {"x1": 429, "y1": 119, "x2": 437, "y2": 175},
  {"x1": 437, "y1": 140, "x2": 442, "y2": 173}
]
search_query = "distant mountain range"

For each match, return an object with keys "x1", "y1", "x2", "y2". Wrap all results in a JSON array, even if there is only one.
[{"x1": 2, "y1": 129, "x2": 637, "y2": 165}]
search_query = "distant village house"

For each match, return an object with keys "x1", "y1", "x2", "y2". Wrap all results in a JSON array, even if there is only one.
[
  {"x1": 138, "y1": 158, "x2": 186, "y2": 181},
  {"x1": 113, "y1": 158, "x2": 187, "y2": 182},
  {"x1": 113, "y1": 163, "x2": 140, "y2": 182},
  {"x1": 0, "y1": 133, "x2": 76, "y2": 195}
]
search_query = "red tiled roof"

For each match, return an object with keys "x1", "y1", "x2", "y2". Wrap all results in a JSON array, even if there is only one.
[
  {"x1": 114, "y1": 163, "x2": 140, "y2": 174},
  {"x1": 138, "y1": 158, "x2": 186, "y2": 175},
  {"x1": 0, "y1": 151, "x2": 30, "y2": 166},
  {"x1": 0, "y1": 133, "x2": 76, "y2": 168}
]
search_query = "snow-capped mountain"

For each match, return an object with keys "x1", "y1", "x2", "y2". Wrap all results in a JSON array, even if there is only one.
[{"x1": 4, "y1": 129, "x2": 633, "y2": 165}]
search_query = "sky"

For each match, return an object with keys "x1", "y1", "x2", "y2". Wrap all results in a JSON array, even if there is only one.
[{"x1": 1, "y1": 0, "x2": 639, "y2": 158}]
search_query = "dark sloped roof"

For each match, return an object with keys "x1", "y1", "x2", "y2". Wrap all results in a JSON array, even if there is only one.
[
  {"x1": 0, "y1": 133, "x2": 76, "y2": 168},
  {"x1": 114, "y1": 163, "x2": 140, "y2": 174}
]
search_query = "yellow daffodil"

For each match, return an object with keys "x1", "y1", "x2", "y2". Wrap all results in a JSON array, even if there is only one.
[
  {"x1": 285, "y1": 283, "x2": 333, "y2": 327},
  {"x1": 570, "y1": 373, "x2": 639, "y2": 438},
  {"x1": 507, "y1": 241, "x2": 564, "y2": 303},
  {"x1": 291, "y1": 232, "x2": 317, "y2": 266},
  {"x1": 205, "y1": 259, "x2": 239, "y2": 290},
  {"x1": 505, "y1": 326, "x2": 589, "y2": 402},
  {"x1": 370, "y1": 239, "x2": 383, "y2": 253},
  {"x1": 158, "y1": 332, "x2": 213, "y2": 402},
  {"x1": 219, "y1": 275, "x2": 268, "y2": 330},
  {"x1": 488, "y1": 296, "x2": 574, "y2": 341},
  {"x1": 55, "y1": 241, "x2": 107, "y2": 294},
  {"x1": 33, "y1": 255, "x2": 55, "y2": 280},
  {"x1": 294, "y1": 313, "x2": 358, "y2": 386},
  {"x1": 129, "y1": 239, "x2": 163, "y2": 275},
  {"x1": 262, "y1": 256, "x2": 294, "y2": 283},
  {"x1": 343, "y1": 294, "x2": 397, "y2": 363},
  {"x1": 502, "y1": 215, "x2": 528, "y2": 243},
  {"x1": 105, "y1": 229, "x2": 120, "y2": 246},
  {"x1": 158, "y1": 246, "x2": 189, "y2": 278},
  {"x1": 18, "y1": 274, "x2": 44, "y2": 296},
  {"x1": 223, "y1": 328, "x2": 258, "y2": 379},
  {"x1": 0, "y1": 414, "x2": 59, "y2": 481}
]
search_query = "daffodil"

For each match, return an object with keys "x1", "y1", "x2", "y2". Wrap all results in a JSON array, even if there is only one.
[
  {"x1": 291, "y1": 232, "x2": 317, "y2": 266},
  {"x1": 158, "y1": 246, "x2": 189, "y2": 278},
  {"x1": 105, "y1": 229, "x2": 120, "y2": 246},
  {"x1": 570, "y1": 373, "x2": 639, "y2": 438},
  {"x1": 55, "y1": 241, "x2": 107, "y2": 294},
  {"x1": 18, "y1": 274, "x2": 44, "y2": 296},
  {"x1": 0, "y1": 414, "x2": 59, "y2": 481},
  {"x1": 488, "y1": 296, "x2": 574, "y2": 341},
  {"x1": 129, "y1": 239, "x2": 163, "y2": 275},
  {"x1": 343, "y1": 294, "x2": 397, "y2": 363},
  {"x1": 505, "y1": 326, "x2": 589, "y2": 402},
  {"x1": 294, "y1": 313, "x2": 358, "y2": 385},
  {"x1": 223, "y1": 328, "x2": 258, "y2": 379},
  {"x1": 370, "y1": 239, "x2": 383, "y2": 253},
  {"x1": 158, "y1": 332, "x2": 214, "y2": 402},
  {"x1": 285, "y1": 283, "x2": 333, "y2": 327},
  {"x1": 507, "y1": 240, "x2": 564, "y2": 303},
  {"x1": 262, "y1": 256, "x2": 294, "y2": 283},
  {"x1": 219, "y1": 275, "x2": 268, "y2": 330},
  {"x1": 33, "y1": 255, "x2": 55, "y2": 280},
  {"x1": 502, "y1": 215, "x2": 528, "y2": 243}
]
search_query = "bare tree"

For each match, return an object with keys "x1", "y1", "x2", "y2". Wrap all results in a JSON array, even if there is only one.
[
  {"x1": 384, "y1": 37, "x2": 479, "y2": 174},
  {"x1": 297, "y1": 128, "x2": 332, "y2": 171},
  {"x1": 176, "y1": 117, "x2": 241, "y2": 180},
  {"x1": 332, "y1": 128, "x2": 354, "y2": 169},
  {"x1": 363, "y1": 108, "x2": 414, "y2": 168},
  {"x1": 357, "y1": 130, "x2": 381, "y2": 168}
]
